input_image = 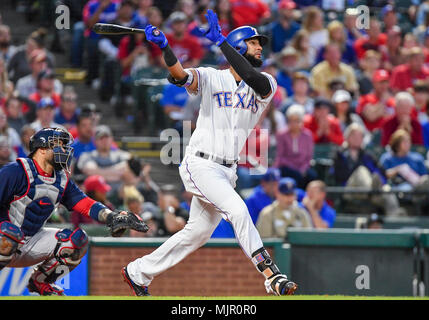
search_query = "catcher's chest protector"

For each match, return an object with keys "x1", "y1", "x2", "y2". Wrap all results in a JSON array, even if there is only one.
[{"x1": 9, "y1": 158, "x2": 68, "y2": 236}]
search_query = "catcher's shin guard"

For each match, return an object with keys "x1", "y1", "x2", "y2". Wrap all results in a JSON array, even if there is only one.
[
  {"x1": 251, "y1": 247, "x2": 298, "y2": 295},
  {"x1": 121, "y1": 267, "x2": 151, "y2": 296},
  {"x1": 28, "y1": 228, "x2": 88, "y2": 292}
]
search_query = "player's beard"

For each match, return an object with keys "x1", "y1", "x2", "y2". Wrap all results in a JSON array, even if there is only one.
[
  {"x1": 244, "y1": 52, "x2": 263, "y2": 68},
  {"x1": 47, "y1": 153, "x2": 62, "y2": 171}
]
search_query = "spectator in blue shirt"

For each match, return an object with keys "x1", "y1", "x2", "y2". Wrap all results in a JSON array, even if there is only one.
[
  {"x1": 160, "y1": 83, "x2": 189, "y2": 132},
  {"x1": 343, "y1": 8, "x2": 365, "y2": 43},
  {"x1": 270, "y1": 0, "x2": 300, "y2": 53},
  {"x1": 301, "y1": 180, "x2": 336, "y2": 228},
  {"x1": 71, "y1": 113, "x2": 97, "y2": 161},
  {"x1": 276, "y1": 46, "x2": 299, "y2": 97},
  {"x1": 245, "y1": 168, "x2": 281, "y2": 225},
  {"x1": 82, "y1": 0, "x2": 122, "y2": 85},
  {"x1": 380, "y1": 129, "x2": 429, "y2": 192}
]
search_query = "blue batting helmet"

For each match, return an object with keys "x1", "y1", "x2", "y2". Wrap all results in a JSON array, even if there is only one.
[{"x1": 226, "y1": 26, "x2": 268, "y2": 55}]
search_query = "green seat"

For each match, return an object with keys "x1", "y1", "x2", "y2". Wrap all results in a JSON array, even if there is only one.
[
  {"x1": 313, "y1": 143, "x2": 337, "y2": 160},
  {"x1": 131, "y1": 68, "x2": 169, "y2": 135},
  {"x1": 312, "y1": 144, "x2": 337, "y2": 183}
]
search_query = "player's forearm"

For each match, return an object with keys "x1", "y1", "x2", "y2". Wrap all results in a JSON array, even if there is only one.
[
  {"x1": 161, "y1": 45, "x2": 187, "y2": 80},
  {"x1": 72, "y1": 197, "x2": 112, "y2": 222},
  {"x1": 218, "y1": 41, "x2": 271, "y2": 97}
]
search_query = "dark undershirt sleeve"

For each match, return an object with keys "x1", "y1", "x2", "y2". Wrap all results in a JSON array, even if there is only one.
[{"x1": 219, "y1": 41, "x2": 272, "y2": 97}]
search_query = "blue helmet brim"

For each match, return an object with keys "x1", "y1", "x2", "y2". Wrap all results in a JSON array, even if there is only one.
[{"x1": 246, "y1": 35, "x2": 269, "y2": 47}]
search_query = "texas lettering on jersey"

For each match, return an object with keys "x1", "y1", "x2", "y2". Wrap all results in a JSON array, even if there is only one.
[
  {"x1": 212, "y1": 91, "x2": 259, "y2": 113},
  {"x1": 186, "y1": 67, "x2": 277, "y2": 161}
]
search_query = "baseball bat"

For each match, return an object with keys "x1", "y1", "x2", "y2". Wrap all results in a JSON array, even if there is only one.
[{"x1": 92, "y1": 23, "x2": 160, "y2": 36}]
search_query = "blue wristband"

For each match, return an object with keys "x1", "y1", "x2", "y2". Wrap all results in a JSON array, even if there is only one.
[
  {"x1": 160, "y1": 37, "x2": 168, "y2": 49},
  {"x1": 216, "y1": 35, "x2": 226, "y2": 47},
  {"x1": 89, "y1": 202, "x2": 108, "y2": 221}
]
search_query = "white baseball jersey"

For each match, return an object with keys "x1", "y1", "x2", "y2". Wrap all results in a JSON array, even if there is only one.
[{"x1": 186, "y1": 67, "x2": 277, "y2": 161}]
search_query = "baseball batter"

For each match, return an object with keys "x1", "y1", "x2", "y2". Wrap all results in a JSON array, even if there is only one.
[
  {"x1": 122, "y1": 10, "x2": 298, "y2": 296},
  {"x1": 0, "y1": 127, "x2": 148, "y2": 295}
]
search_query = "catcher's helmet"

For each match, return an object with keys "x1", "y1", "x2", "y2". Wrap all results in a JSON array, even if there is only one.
[
  {"x1": 29, "y1": 127, "x2": 74, "y2": 173},
  {"x1": 226, "y1": 26, "x2": 268, "y2": 55}
]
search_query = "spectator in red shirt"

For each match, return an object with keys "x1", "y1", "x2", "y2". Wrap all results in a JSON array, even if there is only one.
[
  {"x1": 152, "y1": 11, "x2": 203, "y2": 67},
  {"x1": 26, "y1": 69, "x2": 61, "y2": 112},
  {"x1": 379, "y1": 26, "x2": 406, "y2": 71},
  {"x1": 381, "y1": 91, "x2": 424, "y2": 146},
  {"x1": 354, "y1": 19, "x2": 387, "y2": 60},
  {"x1": 118, "y1": 33, "x2": 152, "y2": 77},
  {"x1": 356, "y1": 69, "x2": 395, "y2": 132},
  {"x1": 303, "y1": 98, "x2": 344, "y2": 145},
  {"x1": 390, "y1": 46, "x2": 429, "y2": 93},
  {"x1": 230, "y1": 0, "x2": 271, "y2": 28}
]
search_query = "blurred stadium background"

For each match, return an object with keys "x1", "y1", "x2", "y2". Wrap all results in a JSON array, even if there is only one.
[{"x1": 1, "y1": 0, "x2": 429, "y2": 297}]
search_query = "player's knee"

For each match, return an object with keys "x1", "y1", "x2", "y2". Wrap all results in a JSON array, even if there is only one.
[
  {"x1": 54, "y1": 228, "x2": 89, "y2": 266},
  {"x1": 0, "y1": 221, "x2": 24, "y2": 269},
  {"x1": 226, "y1": 203, "x2": 249, "y2": 225}
]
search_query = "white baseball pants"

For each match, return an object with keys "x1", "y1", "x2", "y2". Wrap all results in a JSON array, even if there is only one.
[{"x1": 127, "y1": 153, "x2": 264, "y2": 286}]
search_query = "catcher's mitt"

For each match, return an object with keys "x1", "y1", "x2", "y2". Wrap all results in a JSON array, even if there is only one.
[{"x1": 106, "y1": 211, "x2": 149, "y2": 237}]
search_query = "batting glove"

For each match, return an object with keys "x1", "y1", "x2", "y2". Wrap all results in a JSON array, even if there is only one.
[
  {"x1": 199, "y1": 9, "x2": 225, "y2": 46},
  {"x1": 145, "y1": 24, "x2": 168, "y2": 49}
]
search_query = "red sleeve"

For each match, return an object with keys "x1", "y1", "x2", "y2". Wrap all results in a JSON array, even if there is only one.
[
  {"x1": 150, "y1": 42, "x2": 162, "y2": 59},
  {"x1": 28, "y1": 92, "x2": 40, "y2": 104},
  {"x1": 328, "y1": 119, "x2": 344, "y2": 146},
  {"x1": 72, "y1": 197, "x2": 96, "y2": 217},
  {"x1": 259, "y1": 0, "x2": 270, "y2": 18},
  {"x1": 53, "y1": 94, "x2": 61, "y2": 108},
  {"x1": 303, "y1": 115, "x2": 318, "y2": 142},
  {"x1": 356, "y1": 95, "x2": 370, "y2": 115},
  {"x1": 354, "y1": 39, "x2": 365, "y2": 60},
  {"x1": 381, "y1": 117, "x2": 395, "y2": 146},
  {"x1": 412, "y1": 121, "x2": 424, "y2": 145},
  {"x1": 379, "y1": 33, "x2": 387, "y2": 45},
  {"x1": 390, "y1": 66, "x2": 404, "y2": 91},
  {"x1": 68, "y1": 126, "x2": 78, "y2": 139},
  {"x1": 118, "y1": 36, "x2": 130, "y2": 60}
]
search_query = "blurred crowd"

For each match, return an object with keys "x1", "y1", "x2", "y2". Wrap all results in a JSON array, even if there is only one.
[{"x1": 2, "y1": 0, "x2": 429, "y2": 238}]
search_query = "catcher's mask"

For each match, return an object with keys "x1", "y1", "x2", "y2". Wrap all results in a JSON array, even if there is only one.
[{"x1": 29, "y1": 127, "x2": 74, "y2": 174}]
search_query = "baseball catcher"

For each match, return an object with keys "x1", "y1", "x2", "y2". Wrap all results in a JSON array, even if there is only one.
[{"x1": 0, "y1": 127, "x2": 148, "y2": 295}]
